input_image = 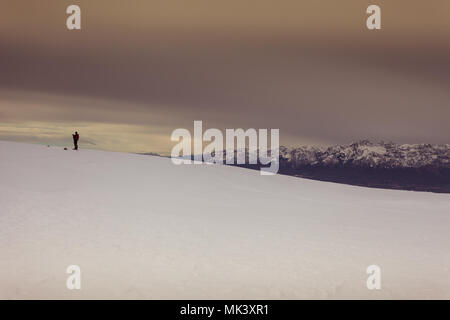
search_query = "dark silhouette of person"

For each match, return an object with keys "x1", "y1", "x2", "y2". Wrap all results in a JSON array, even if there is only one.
[{"x1": 72, "y1": 131, "x2": 79, "y2": 150}]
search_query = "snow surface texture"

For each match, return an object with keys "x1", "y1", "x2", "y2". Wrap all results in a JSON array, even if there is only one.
[{"x1": 1, "y1": 140, "x2": 450, "y2": 299}]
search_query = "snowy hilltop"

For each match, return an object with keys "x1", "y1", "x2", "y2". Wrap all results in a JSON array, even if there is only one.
[{"x1": 1, "y1": 140, "x2": 450, "y2": 299}]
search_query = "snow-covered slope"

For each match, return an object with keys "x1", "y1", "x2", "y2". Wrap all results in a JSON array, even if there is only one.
[{"x1": 1, "y1": 140, "x2": 450, "y2": 299}]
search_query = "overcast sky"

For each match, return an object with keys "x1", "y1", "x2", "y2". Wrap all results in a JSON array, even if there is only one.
[{"x1": 1, "y1": 0, "x2": 449, "y2": 153}]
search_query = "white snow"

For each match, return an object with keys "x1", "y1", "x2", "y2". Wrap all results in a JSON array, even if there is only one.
[
  {"x1": 1, "y1": 140, "x2": 450, "y2": 299},
  {"x1": 360, "y1": 145, "x2": 387, "y2": 156}
]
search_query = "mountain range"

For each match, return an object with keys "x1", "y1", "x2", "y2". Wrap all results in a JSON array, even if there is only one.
[
  {"x1": 280, "y1": 140, "x2": 450, "y2": 169},
  {"x1": 241, "y1": 140, "x2": 450, "y2": 193}
]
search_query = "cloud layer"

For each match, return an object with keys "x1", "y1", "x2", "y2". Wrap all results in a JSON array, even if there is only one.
[{"x1": 1, "y1": 1, "x2": 449, "y2": 152}]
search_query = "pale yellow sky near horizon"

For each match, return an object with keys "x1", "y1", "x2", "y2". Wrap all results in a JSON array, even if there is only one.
[{"x1": 1, "y1": 0, "x2": 449, "y2": 153}]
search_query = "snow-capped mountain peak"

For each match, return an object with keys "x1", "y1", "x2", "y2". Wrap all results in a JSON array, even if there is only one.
[{"x1": 282, "y1": 140, "x2": 450, "y2": 169}]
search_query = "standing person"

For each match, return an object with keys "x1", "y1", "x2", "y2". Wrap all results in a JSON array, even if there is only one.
[{"x1": 72, "y1": 131, "x2": 79, "y2": 150}]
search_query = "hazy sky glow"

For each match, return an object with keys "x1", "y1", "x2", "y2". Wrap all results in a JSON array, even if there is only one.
[{"x1": 1, "y1": 0, "x2": 449, "y2": 153}]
